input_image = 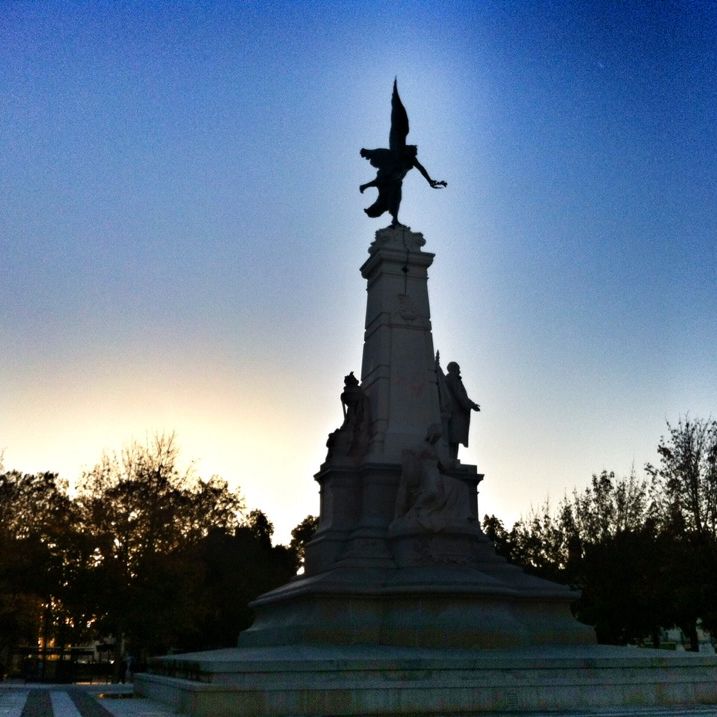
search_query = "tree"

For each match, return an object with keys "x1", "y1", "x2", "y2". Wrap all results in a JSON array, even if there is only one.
[
  {"x1": 645, "y1": 417, "x2": 717, "y2": 648},
  {"x1": 484, "y1": 417, "x2": 717, "y2": 650},
  {"x1": 185, "y1": 510, "x2": 300, "y2": 651},
  {"x1": 576, "y1": 522, "x2": 666, "y2": 646},
  {"x1": 503, "y1": 499, "x2": 575, "y2": 584},
  {"x1": 486, "y1": 471, "x2": 661, "y2": 645},
  {"x1": 646, "y1": 417, "x2": 717, "y2": 538},
  {"x1": 0, "y1": 471, "x2": 76, "y2": 670},
  {"x1": 482, "y1": 514, "x2": 513, "y2": 560},
  {"x1": 289, "y1": 515, "x2": 319, "y2": 571},
  {"x1": 74, "y1": 434, "x2": 245, "y2": 661},
  {"x1": 0, "y1": 438, "x2": 330, "y2": 666}
]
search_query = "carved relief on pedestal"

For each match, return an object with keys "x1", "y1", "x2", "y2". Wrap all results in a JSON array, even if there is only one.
[{"x1": 395, "y1": 293, "x2": 418, "y2": 322}]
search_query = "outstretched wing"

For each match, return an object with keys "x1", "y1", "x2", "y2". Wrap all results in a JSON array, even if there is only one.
[
  {"x1": 389, "y1": 78, "x2": 409, "y2": 151},
  {"x1": 361, "y1": 148, "x2": 393, "y2": 169}
]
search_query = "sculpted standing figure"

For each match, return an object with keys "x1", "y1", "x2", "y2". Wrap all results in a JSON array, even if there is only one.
[
  {"x1": 360, "y1": 80, "x2": 446, "y2": 227},
  {"x1": 436, "y1": 354, "x2": 480, "y2": 462}
]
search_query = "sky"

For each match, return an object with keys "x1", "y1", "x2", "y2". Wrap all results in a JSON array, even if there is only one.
[{"x1": 2, "y1": 1, "x2": 716, "y2": 543}]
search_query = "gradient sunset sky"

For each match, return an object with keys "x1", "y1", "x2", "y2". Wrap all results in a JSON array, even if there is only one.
[{"x1": 3, "y1": 1, "x2": 716, "y2": 542}]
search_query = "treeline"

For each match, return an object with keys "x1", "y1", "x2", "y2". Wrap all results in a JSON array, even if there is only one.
[
  {"x1": 2, "y1": 418, "x2": 715, "y2": 670},
  {"x1": 484, "y1": 417, "x2": 717, "y2": 649},
  {"x1": 0, "y1": 434, "x2": 318, "y2": 671}
]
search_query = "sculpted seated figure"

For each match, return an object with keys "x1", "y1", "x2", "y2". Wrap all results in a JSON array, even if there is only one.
[{"x1": 391, "y1": 424, "x2": 471, "y2": 533}]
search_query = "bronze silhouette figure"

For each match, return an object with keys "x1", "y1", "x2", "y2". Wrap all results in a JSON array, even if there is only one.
[{"x1": 360, "y1": 80, "x2": 446, "y2": 227}]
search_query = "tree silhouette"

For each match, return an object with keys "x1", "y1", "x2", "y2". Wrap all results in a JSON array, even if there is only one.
[
  {"x1": 74, "y1": 434, "x2": 245, "y2": 663},
  {"x1": 482, "y1": 419, "x2": 717, "y2": 649},
  {"x1": 646, "y1": 417, "x2": 717, "y2": 647},
  {"x1": 289, "y1": 515, "x2": 319, "y2": 571},
  {"x1": 0, "y1": 471, "x2": 75, "y2": 671}
]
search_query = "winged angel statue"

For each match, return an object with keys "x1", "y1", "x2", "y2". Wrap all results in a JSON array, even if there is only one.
[{"x1": 360, "y1": 80, "x2": 446, "y2": 227}]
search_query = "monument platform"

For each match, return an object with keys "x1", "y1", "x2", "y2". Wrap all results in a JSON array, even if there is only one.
[{"x1": 136, "y1": 644, "x2": 717, "y2": 717}]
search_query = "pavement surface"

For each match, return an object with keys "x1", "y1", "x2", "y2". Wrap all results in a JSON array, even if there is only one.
[{"x1": 0, "y1": 684, "x2": 178, "y2": 717}]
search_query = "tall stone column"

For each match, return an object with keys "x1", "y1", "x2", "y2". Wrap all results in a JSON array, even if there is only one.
[
  {"x1": 304, "y1": 225, "x2": 449, "y2": 574},
  {"x1": 359, "y1": 226, "x2": 442, "y2": 463}
]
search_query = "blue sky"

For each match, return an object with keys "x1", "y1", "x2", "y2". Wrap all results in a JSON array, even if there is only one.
[{"x1": 2, "y1": 1, "x2": 715, "y2": 541}]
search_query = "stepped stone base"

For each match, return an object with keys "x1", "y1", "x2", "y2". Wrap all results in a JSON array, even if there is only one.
[
  {"x1": 237, "y1": 562, "x2": 594, "y2": 650},
  {"x1": 136, "y1": 644, "x2": 717, "y2": 717}
]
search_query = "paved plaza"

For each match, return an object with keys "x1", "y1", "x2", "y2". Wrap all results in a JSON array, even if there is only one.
[{"x1": 0, "y1": 684, "x2": 178, "y2": 717}]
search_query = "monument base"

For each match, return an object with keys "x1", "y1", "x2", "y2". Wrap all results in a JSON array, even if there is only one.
[
  {"x1": 136, "y1": 644, "x2": 717, "y2": 716},
  {"x1": 236, "y1": 562, "x2": 593, "y2": 650}
]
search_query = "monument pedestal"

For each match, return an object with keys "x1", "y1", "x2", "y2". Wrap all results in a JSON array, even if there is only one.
[{"x1": 137, "y1": 227, "x2": 717, "y2": 715}]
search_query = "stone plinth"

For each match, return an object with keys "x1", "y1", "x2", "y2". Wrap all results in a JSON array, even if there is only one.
[{"x1": 136, "y1": 644, "x2": 717, "y2": 717}]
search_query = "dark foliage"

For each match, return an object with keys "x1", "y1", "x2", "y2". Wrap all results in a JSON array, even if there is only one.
[
  {"x1": 184, "y1": 512, "x2": 299, "y2": 651},
  {"x1": 0, "y1": 436, "x2": 308, "y2": 669},
  {"x1": 483, "y1": 416, "x2": 717, "y2": 649},
  {"x1": 289, "y1": 514, "x2": 319, "y2": 571}
]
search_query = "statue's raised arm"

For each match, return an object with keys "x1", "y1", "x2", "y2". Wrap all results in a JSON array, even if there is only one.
[{"x1": 360, "y1": 80, "x2": 446, "y2": 228}]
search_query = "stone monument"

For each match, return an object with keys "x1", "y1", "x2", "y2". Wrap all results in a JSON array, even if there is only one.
[
  {"x1": 136, "y1": 82, "x2": 717, "y2": 717},
  {"x1": 235, "y1": 222, "x2": 590, "y2": 652}
]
